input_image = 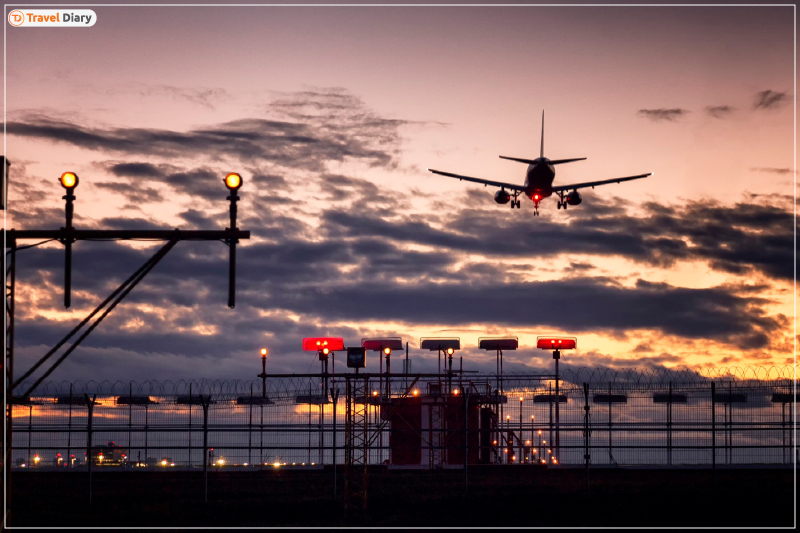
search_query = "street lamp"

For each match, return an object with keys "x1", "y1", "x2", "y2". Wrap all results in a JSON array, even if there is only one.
[{"x1": 59, "y1": 172, "x2": 79, "y2": 308}]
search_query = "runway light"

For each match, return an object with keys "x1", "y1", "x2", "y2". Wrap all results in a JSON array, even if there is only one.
[
  {"x1": 217, "y1": 458, "x2": 225, "y2": 465},
  {"x1": 446, "y1": 347, "x2": 454, "y2": 355},
  {"x1": 161, "y1": 459, "x2": 167, "y2": 466},
  {"x1": 538, "y1": 430, "x2": 542, "y2": 435},
  {"x1": 33, "y1": 455, "x2": 40, "y2": 465},
  {"x1": 383, "y1": 347, "x2": 392, "y2": 356},
  {"x1": 59, "y1": 172, "x2": 79, "y2": 189},
  {"x1": 493, "y1": 441, "x2": 497, "y2": 445},
  {"x1": 453, "y1": 389, "x2": 459, "y2": 395},
  {"x1": 260, "y1": 348, "x2": 268, "y2": 357},
  {"x1": 171, "y1": 463, "x2": 175, "y2": 466},
  {"x1": 506, "y1": 415, "x2": 511, "y2": 420},
  {"x1": 224, "y1": 172, "x2": 243, "y2": 190},
  {"x1": 526, "y1": 441, "x2": 531, "y2": 445},
  {"x1": 412, "y1": 389, "x2": 419, "y2": 396},
  {"x1": 373, "y1": 391, "x2": 379, "y2": 396},
  {"x1": 520, "y1": 397, "x2": 524, "y2": 402},
  {"x1": 273, "y1": 462, "x2": 281, "y2": 467}
]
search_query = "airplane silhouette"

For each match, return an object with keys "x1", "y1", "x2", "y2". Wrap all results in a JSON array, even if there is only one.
[{"x1": 428, "y1": 112, "x2": 652, "y2": 216}]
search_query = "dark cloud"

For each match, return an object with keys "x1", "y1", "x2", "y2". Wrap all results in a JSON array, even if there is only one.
[
  {"x1": 320, "y1": 196, "x2": 795, "y2": 282},
  {"x1": 750, "y1": 167, "x2": 795, "y2": 175},
  {"x1": 138, "y1": 85, "x2": 229, "y2": 109},
  {"x1": 565, "y1": 262, "x2": 595, "y2": 273},
  {"x1": 753, "y1": 89, "x2": 789, "y2": 110},
  {"x1": 6, "y1": 89, "x2": 407, "y2": 173},
  {"x1": 706, "y1": 105, "x2": 735, "y2": 119},
  {"x1": 94, "y1": 181, "x2": 164, "y2": 203},
  {"x1": 637, "y1": 108, "x2": 689, "y2": 122},
  {"x1": 632, "y1": 343, "x2": 653, "y2": 353}
]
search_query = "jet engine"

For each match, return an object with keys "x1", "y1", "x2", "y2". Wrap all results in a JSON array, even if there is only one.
[
  {"x1": 566, "y1": 190, "x2": 582, "y2": 206},
  {"x1": 494, "y1": 190, "x2": 511, "y2": 204}
]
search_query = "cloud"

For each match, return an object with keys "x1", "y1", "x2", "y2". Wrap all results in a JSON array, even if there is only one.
[
  {"x1": 5, "y1": 88, "x2": 410, "y2": 173},
  {"x1": 750, "y1": 167, "x2": 795, "y2": 175},
  {"x1": 705, "y1": 105, "x2": 735, "y2": 119},
  {"x1": 753, "y1": 89, "x2": 789, "y2": 110},
  {"x1": 631, "y1": 343, "x2": 653, "y2": 353},
  {"x1": 637, "y1": 108, "x2": 689, "y2": 122}
]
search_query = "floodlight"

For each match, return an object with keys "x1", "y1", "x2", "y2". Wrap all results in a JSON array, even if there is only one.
[
  {"x1": 224, "y1": 172, "x2": 243, "y2": 190},
  {"x1": 59, "y1": 172, "x2": 79, "y2": 189}
]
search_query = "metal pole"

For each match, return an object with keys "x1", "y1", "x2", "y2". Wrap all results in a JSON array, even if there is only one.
[
  {"x1": 583, "y1": 383, "x2": 590, "y2": 490},
  {"x1": 5, "y1": 241, "x2": 16, "y2": 525},
  {"x1": 26, "y1": 406, "x2": 31, "y2": 468},
  {"x1": 608, "y1": 383, "x2": 612, "y2": 464},
  {"x1": 464, "y1": 387, "x2": 469, "y2": 491},
  {"x1": 248, "y1": 384, "x2": 253, "y2": 467},
  {"x1": 554, "y1": 350, "x2": 560, "y2": 461},
  {"x1": 63, "y1": 189, "x2": 75, "y2": 309},
  {"x1": 332, "y1": 386, "x2": 339, "y2": 497},
  {"x1": 782, "y1": 402, "x2": 786, "y2": 465},
  {"x1": 202, "y1": 396, "x2": 210, "y2": 503},
  {"x1": 711, "y1": 382, "x2": 716, "y2": 487},
  {"x1": 668, "y1": 382, "x2": 673, "y2": 466},
  {"x1": 85, "y1": 394, "x2": 95, "y2": 505},
  {"x1": 67, "y1": 384, "x2": 73, "y2": 468},
  {"x1": 227, "y1": 188, "x2": 239, "y2": 309},
  {"x1": 128, "y1": 382, "x2": 132, "y2": 466},
  {"x1": 188, "y1": 383, "x2": 192, "y2": 468},
  {"x1": 144, "y1": 405, "x2": 149, "y2": 464}
]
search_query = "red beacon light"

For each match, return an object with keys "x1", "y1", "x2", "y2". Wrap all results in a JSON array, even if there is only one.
[
  {"x1": 536, "y1": 337, "x2": 577, "y2": 350},
  {"x1": 302, "y1": 337, "x2": 344, "y2": 352}
]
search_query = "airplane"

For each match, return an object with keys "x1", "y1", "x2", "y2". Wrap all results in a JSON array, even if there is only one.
[{"x1": 427, "y1": 112, "x2": 652, "y2": 216}]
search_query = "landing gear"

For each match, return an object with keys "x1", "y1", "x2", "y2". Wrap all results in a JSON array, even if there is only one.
[
  {"x1": 533, "y1": 200, "x2": 540, "y2": 216},
  {"x1": 509, "y1": 193, "x2": 521, "y2": 209}
]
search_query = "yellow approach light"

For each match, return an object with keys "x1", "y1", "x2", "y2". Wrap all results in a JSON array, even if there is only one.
[
  {"x1": 383, "y1": 347, "x2": 392, "y2": 356},
  {"x1": 224, "y1": 173, "x2": 243, "y2": 190},
  {"x1": 60, "y1": 172, "x2": 79, "y2": 189},
  {"x1": 260, "y1": 348, "x2": 268, "y2": 357}
]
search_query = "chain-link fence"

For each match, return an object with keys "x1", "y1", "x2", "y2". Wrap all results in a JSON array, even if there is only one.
[{"x1": 9, "y1": 365, "x2": 796, "y2": 469}]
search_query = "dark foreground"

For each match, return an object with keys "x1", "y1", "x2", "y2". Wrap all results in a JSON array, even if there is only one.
[{"x1": 9, "y1": 466, "x2": 795, "y2": 527}]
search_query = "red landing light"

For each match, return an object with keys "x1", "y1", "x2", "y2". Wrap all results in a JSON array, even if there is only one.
[
  {"x1": 536, "y1": 337, "x2": 577, "y2": 350},
  {"x1": 302, "y1": 337, "x2": 344, "y2": 351}
]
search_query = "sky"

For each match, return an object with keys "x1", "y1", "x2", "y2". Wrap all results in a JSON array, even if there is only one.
[{"x1": 2, "y1": 4, "x2": 796, "y2": 386}]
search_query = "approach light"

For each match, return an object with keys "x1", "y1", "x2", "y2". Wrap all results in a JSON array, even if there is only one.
[
  {"x1": 59, "y1": 172, "x2": 79, "y2": 189},
  {"x1": 520, "y1": 397, "x2": 524, "y2": 402},
  {"x1": 446, "y1": 347, "x2": 454, "y2": 355},
  {"x1": 217, "y1": 458, "x2": 225, "y2": 465},
  {"x1": 526, "y1": 441, "x2": 531, "y2": 445},
  {"x1": 260, "y1": 348, "x2": 268, "y2": 357},
  {"x1": 493, "y1": 441, "x2": 498, "y2": 445},
  {"x1": 383, "y1": 347, "x2": 392, "y2": 356},
  {"x1": 273, "y1": 462, "x2": 281, "y2": 467},
  {"x1": 58, "y1": 172, "x2": 78, "y2": 190},
  {"x1": 538, "y1": 430, "x2": 542, "y2": 435},
  {"x1": 322, "y1": 347, "x2": 330, "y2": 356},
  {"x1": 33, "y1": 455, "x2": 40, "y2": 464},
  {"x1": 224, "y1": 172, "x2": 243, "y2": 190},
  {"x1": 161, "y1": 459, "x2": 167, "y2": 466},
  {"x1": 453, "y1": 389, "x2": 459, "y2": 395},
  {"x1": 372, "y1": 391, "x2": 378, "y2": 397},
  {"x1": 412, "y1": 389, "x2": 419, "y2": 396},
  {"x1": 506, "y1": 415, "x2": 511, "y2": 420}
]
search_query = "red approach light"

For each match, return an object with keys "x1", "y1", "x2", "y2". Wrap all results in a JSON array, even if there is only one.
[
  {"x1": 536, "y1": 337, "x2": 577, "y2": 350},
  {"x1": 303, "y1": 337, "x2": 344, "y2": 352}
]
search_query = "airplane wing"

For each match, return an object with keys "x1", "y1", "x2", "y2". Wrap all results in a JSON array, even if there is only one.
[
  {"x1": 427, "y1": 169, "x2": 526, "y2": 192},
  {"x1": 552, "y1": 172, "x2": 653, "y2": 192}
]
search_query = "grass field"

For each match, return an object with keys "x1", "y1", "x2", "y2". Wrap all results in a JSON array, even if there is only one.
[{"x1": 8, "y1": 466, "x2": 795, "y2": 527}]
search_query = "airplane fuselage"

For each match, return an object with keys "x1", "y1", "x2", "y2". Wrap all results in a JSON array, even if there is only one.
[{"x1": 524, "y1": 158, "x2": 555, "y2": 201}]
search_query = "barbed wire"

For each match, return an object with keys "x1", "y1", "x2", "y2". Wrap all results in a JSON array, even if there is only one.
[{"x1": 15, "y1": 364, "x2": 796, "y2": 400}]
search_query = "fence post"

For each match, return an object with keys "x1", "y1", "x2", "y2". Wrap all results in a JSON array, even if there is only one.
[
  {"x1": 711, "y1": 382, "x2": 716, "y2": 487},
  {"x1": 331, "y1": 386, "x2": 339, "y2": 497},
  {"x1": 188, "y1": 383, "x2": 192, "y2": 468},
  {"x1": 202, "y1": 395, "x2": 210, "y2": 503},
  {"x1": 583, "y1": 383, "x2": 590, "y2": 490},
  {"x1": 668, "y1": 382, "x2": 673, "y2": 466},
  {"x1": 84, "y1": 393, "x2": 96, "y2": 505},
  {"x1": 248, "y1": 383, "x2": 253, "y2": 467},
  {"x1": 67, "y1": 384, "x2": 73, "y2": 468}
]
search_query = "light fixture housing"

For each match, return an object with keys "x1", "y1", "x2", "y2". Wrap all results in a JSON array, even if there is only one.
[
  {"x1": 224, "y1": 172, "x2": 243, "y2": 190},
  {"x1": 60, "y1": 172, "x2": 79, "y2": 189}
]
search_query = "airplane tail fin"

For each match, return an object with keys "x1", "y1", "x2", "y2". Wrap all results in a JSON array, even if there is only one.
[{"x1": 540, "y1": 110, "x2": 544, "y2": 158}]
